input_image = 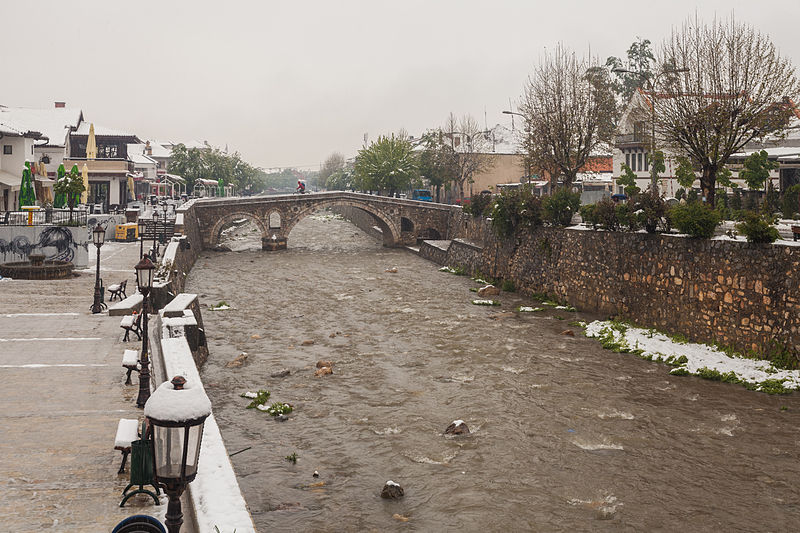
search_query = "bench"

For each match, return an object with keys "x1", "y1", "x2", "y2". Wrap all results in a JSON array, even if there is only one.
[
  {"x1": 122, "y1": 349, "x2": 139, "y2": 385},
  {"x1": 108, "y1": 279, "x2": 128, "y2": 301},
  {"x1": 120, "y1": 312, "x2": 142, "y2": 342},
  {"x1": 114, "y1": 418, "x2": 139, "y2": 474},
  {"x1": 792, "y1": 225, "x2": 800, "y2": 242}
]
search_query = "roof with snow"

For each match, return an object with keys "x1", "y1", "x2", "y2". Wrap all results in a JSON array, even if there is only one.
[
  {"x1": 127, "y1": 144, "x2": 158, "y2": 166},
  {"x1": 74, "y1": 121, "x2": 138, "y2": 138},
  {"x1": 0, "y1": 105, "x2": 82, "y2": 146}
]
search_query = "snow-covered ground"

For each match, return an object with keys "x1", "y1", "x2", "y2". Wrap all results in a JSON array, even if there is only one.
[{"x1": 584, "y1": 320, "x2": 800, "y2": 394}]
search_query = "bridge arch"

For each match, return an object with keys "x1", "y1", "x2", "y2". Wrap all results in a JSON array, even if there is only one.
[
  {"x1": 282, "y1": 198, "x2": 401, "y2": 247},
  {"x1": 207, "y1": 211, "x2": 269, "y2": 248}
]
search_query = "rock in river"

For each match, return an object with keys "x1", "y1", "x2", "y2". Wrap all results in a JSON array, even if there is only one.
[
  {"x1": 477, "y1": 284, "x2": 500, "y2": 297},
  {"x1": 314, "y1": 366, "x2": 333, "y2": 377},
  {"x1": 381, "y1": 480, "x2": 404, "y2": 499},
  {"x1": 445, "y1": 420, "x2": 470, "y2": 435},
  {"x1": 271, "y1": 369, "x2": 291, "y2": 378},
  {"x1": 225, "y1": 352, "x2": 248, "y2": 368}
]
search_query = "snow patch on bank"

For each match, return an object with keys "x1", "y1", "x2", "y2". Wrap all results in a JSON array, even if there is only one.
[{"x1": 585, "y1": 320, "x2": 800, "y2": 393}]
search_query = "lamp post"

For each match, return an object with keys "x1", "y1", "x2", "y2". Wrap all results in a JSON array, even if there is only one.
[
  {"x1": 90, "y1": 224, "x2": 107, "y2": 313},
  {"x1": 151, "y1": 210, "x2": 159, "y2": 262},
  {"x1": 145, "y1": 375, "x2": 211, "y2": 533},
  {"x1": 160, "y1": 202, "x2": 168, "y2": 246},
  {"x1": 612, "y1": 67, "x2": 689, "y2": 192},
  {"x1": 135, "y1": 255, "x2": 155, "y2": 408},
  {"x1": 138, "y1": 217, "x2": 147, "y2": 259}
]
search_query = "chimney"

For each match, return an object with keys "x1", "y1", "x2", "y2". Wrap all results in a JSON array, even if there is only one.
[
  {"x1": 54, "y1": 101, "x2": 66, "y2": 108},
  {"x1": 145, "y1": 141, "x2": 152, "y2": 156}
]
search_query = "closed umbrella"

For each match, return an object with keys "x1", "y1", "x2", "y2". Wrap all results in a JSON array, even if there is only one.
[
  {"x1": 86, "y1": 123, "x2": 97, "y2": 159},
  {"x1": 127, "y1": 174, "x2": 136, "y2": 202},
  {"x1": 81, "y1": 164, "x2": 90, "y2": 204},
  {"x1": 218, "y1": 177, "x2": 225, "y2": 197},
  {"x1": 19, "y1": 161, "x2": 37, "y2": 208},
  {"x1": 54, "y1": 164, "x2": 66, "y2": 208}
]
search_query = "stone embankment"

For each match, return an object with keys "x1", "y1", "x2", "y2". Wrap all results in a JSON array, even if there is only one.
[{"x1": 333, "y1": 204, "x2": 799, "y2": 361}]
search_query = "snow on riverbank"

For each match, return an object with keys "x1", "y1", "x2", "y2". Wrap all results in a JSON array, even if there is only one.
[{"x1": 584, "y1": 320, "x2": 800, "y2": 394}]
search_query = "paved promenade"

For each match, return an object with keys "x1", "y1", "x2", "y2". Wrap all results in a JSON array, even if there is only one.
[{"x1": 0, "y1": 241, "x2": 180, "y2": 531}]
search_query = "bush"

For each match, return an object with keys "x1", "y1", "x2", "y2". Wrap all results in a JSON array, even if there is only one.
[
  {"x1": 543, "y1": 187, "x2": 581, "y2": 226},
  {"x1": 490, "y1": 186, "x2": 542, "y2": 237},
  {"x1": 781, "y1": 184, "x2": 800, "y2": 219},
  {"x1": 668, "y1": 203, "x2": 721, "y2": 238},
  {"x1": 596, "y1": 197, "x2": 620, "y2": 231},
  {"x1": 462, "y1": 192, "x2": 493, "y2": 218},
  {"x1": 736, "y1": 211, "x2": 780, "y2": 243},
  {"x1": 579, "y1": 204, "x2": 598, "y2": 229},
  {"x1": 633, "y1": 189, "x2": 667, "y2": 233},
  {"x1": 675, "y1": 188, "x2": 686, "y2": 201},
  {"x1": 730, "y1": 188, "x2": 742, "y2": 211},
  {"x1": 616, "y1": 203, "x2": 639, "y2": 231}
]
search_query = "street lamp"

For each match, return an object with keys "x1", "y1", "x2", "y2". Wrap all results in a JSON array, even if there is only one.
[
  {"x1": 160, "y1": 202, "x2": 168, "y2": 246},
  {"x1": 151, "y1": 211, "x2": 159, "y2": 262},
  {"x1": 135, "y1": 255, "x2": 155, "y2": 408},
  {"x1": 144, "y1": 375, "x2": 211, "y2": 533},
  {"x1": 138, "y1": 217, "x2": 147, "y2": 259},
  {"x1": 612, "y1": 66, "x2": 689, "y2": 192},
  {"x1": 90, "y1": 224, "x2": 107, "y2": 314}
]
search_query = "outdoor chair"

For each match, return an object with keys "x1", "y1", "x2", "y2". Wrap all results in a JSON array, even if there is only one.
[
  {"x1": 109, "y1": 280, "x2": 128, "y2": 301},
  {"x1": 120, "y1": 312, "x2": 142, "y2": 342}
]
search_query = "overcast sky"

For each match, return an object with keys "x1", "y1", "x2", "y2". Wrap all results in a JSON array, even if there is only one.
[{"x1": 3, "y1": 1, "x2": 799, "y2": 170}]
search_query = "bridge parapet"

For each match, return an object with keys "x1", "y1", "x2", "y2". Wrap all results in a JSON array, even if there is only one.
[{"x1": 191, "y1": 192, "x2": 460, "y2": 250}]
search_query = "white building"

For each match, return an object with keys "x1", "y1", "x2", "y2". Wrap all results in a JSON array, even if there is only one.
[{"x1": 613, "y1": 89, "x2": 800, "y2": 197}]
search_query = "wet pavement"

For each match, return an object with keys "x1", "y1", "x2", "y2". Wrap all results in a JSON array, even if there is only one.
[{"x1": 0, "y1": 241, "x2": 175, "y2": 532}]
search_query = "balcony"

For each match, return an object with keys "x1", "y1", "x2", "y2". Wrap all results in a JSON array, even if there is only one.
[{"x1": 615, "y1": 133, "x2": 647, "y2": 148}]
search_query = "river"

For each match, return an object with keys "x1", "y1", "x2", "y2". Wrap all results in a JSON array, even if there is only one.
[{"x1": 185, "y1": 211, "x2": 800, "y2": 532}]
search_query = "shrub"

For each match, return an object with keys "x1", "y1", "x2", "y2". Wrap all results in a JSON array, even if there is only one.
[
  {"x1": 543, "y1": 187, "x2": 581, "y2": 226},
  {"x1": 675, "y1": 188, "x2": 686, "y2": 201},
  {"x1": 669, "y1": 202, "x2": 721, "y2": 238},
  {"x1": 736, "y1": 211, "x2": 780, "y2": 243},
  {"x1": 463, "y1": 192, "x2": 493, "y2": 218},
  {"x1": 579, "y1": 204, "x2": 598, "y2": 229},
  {"x1": 730, "y1": 188, "x2": 742, "y2": 211},
  {"x1": 781, "y1": 184, "x2": 800, "y2": 219},
  {"x1": 595, "y1": 197, "x2": 619, "y2": 231},
  {"x1": 616, "y1": 203, "x2": 639, "y2": 231},
  {"x1": 490, "y1": 186, "x2": 542, "y2": 237},
  {"x1": 633, "y1": 189, "x2": 667, "y2": 233}
]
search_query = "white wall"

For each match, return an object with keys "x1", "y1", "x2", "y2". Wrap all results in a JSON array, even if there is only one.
[{"x1": 0, "y1": 136, "x2": 34, "y2": 175}]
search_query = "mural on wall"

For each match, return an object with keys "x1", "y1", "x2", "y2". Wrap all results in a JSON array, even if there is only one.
[{"x1": 0, "y1": 226, "x2": 85, "y2": 263}]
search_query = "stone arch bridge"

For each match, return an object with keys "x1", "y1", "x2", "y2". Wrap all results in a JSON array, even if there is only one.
[{"x1": 193, "y1": 192, "x2": 460, "y2": 250}]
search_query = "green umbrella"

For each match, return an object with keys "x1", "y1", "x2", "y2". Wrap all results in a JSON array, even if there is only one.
[
  {"x1": 18, "y1": 161, "x2": 37, "y2": 208},
  {"x1": 218, "y1": 177, "x2": 225, "y2": 197},
  {"x1": 54, "y1": 164, "x2": 66, "y2": 208}
]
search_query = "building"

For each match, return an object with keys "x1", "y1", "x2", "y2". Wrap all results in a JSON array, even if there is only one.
[
  {"x1": 613, "y1": 89, "x2": 800, "y2": 197},
  {"x1": 0, "y1": 102, "x2": 85, "y2": 210},
  {"x1": 63, "y1": 123, "x2": 140, "y2": 212}
]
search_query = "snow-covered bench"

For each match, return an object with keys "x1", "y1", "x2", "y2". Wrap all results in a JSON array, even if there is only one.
[
  {"x1": 122, "y1": 349, "x2": 139, "y2": 385},
  {"x1": 120, "y1": 313, "x2": 142, "y2": 342},
  {"x1": 108, "y1": 280, "x2": 128, "y2": 301},
  {"x1": 114, "y1": 418, "x2": 140, "y2": 474},
  {"x1": 792, "y1": 225, "x2": 800, "y2": 242}
]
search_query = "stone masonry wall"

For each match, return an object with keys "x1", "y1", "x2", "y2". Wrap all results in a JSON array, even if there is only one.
[
  {"x1": 441, "y1": 213, "x2": 799, "y2": 359},
  {"x1": 331, "y1": 205, "x2": 385, "y2": 241}
]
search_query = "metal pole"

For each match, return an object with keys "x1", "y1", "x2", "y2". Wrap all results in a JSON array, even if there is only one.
[
  {"x1": 152, "y1": 218, "x2": 158, "y2": 261},
  {"x1": 164, "y1": 485, "x2": 185, "y2": 532},
  {"x1": 136, "y1": 287, "x2": 151, "y2": 408},
  {"x1": 91, "y1": 244, "x2": 105, "y2": 313}
]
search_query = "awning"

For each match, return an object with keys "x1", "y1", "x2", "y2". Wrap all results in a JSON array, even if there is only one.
[
  {"x1": 0, "y1": 170, "x2": 21, "y2": 190},
  {"x1": 163, "y1": 173, "x2": 185, "y2": 183}
]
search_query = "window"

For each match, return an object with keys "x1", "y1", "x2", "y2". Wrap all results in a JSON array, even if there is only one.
[
  {"x1": 637, "y1": 153, "x2": 643, "y2": 172},
  {"x1": 98, "y1": 144, "x2": 118, "y2": 158},
  {"x1": 3, "y1": 145, "x2": 11, "y2": 155},
  {"x1": 625, "y1": 152, "x2": 630, "y2": 169},
  {"x1": 644, "y1": 153, "x2": 649, "y2": 172}
]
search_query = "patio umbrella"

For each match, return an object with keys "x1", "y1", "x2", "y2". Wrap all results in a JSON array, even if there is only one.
[
  {"x1": 81, "y1": 164, "x2": 90, "y2": 204},
  {"x1": 86, "y1": 123, "x2": 97, "y2": 159},
  {"x1": 18, "y1": 161, "x2": 37, "y2": 208},
  {"x1": 54, "y1": 164, "x2": 66, "y2": 208},
  {"x1": 127, "y1": 174, "x2": 136, "y2": 202}
]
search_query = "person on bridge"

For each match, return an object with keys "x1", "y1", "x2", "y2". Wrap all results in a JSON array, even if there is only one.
[{"x1": 296, "y1": 180, "x2": 306, "y2": 194}]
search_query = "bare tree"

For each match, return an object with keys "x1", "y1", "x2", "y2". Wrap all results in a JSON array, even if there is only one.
[
  {"x1": 440, "y1": 112, "x2": 495, "y2": 201},
  {"x1": 519, "y1": 45, "x2": 617, "y2": 189},
  {"x1": 654, "y1": 16, "x2": 800, "y2": 206},
  {"x1": 320, "y1": 152, "x2": 345, "y2": 189}
]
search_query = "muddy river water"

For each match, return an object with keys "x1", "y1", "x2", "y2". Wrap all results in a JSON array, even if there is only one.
[{"x1": 186, "y1": 212, "x2": 800, "y2": 532}]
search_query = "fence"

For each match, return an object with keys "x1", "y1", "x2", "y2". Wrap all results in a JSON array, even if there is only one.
[{"x1": 0, "y1": 209, "x2": 88, "y2": 226}]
